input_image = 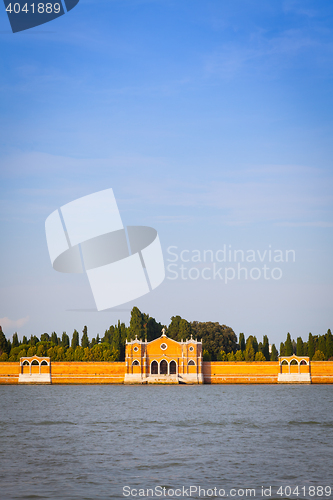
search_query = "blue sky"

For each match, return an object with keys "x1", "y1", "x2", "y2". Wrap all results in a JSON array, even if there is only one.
[{"x1": 0, "y1": 0, "x2": 332, "y2": 346}]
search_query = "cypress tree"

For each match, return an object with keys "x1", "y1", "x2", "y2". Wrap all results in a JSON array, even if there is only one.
[
  {"x1": 238, "y1": 333, "x2": 245, "y2": 351},
  {"x1": 81, "y1": 326, "x2": 89, "y2": 348},
  {"x1": 318, "y1": 335, "x2": 326, "y2": 358},
  {"x1": 51, "y1": 332, "x2": 58, "y2": 345},
  {"x1": 280, "y1": 342, "x2": 285, "y2": 356},
  {"x1": 263, "y1": 335, "x2": 270, "y2": 361},
  {"x1": 71, "y1": 330, "x2": 79, "y2": 350},
  {"x1": 129, "y1": 307, "x2": 145, "y2": 340},
  {"x1": 0, "y1": 329, "x2": 9, "y2": 355},
  {"x1": 245, "y1": 339, "x2": 255, "y2": 361},
  {"x1": 22, "y1": 336, "x2": 28, "y2": 345},
  {"x1": 308, "y1": 333, "x2": 315, "y2": 360},
  {"x1": 326, "y1": 329, "x2": 333, "y2": 360},
  {"x1": 12, "y1": 333, "x2": 19, "y2": 348},
  {"x1": 296, "y1": 337, "x2": 304, "y2": 356},
  {"x1": 61, "y1": 332, "x2": 70, "y2": 350},
  {"x1": 285, "y1": 333, "x2": 293, "y2": 356},
  {"x1": 270, "y1": 344, "x2": 278, "y2": 361}
]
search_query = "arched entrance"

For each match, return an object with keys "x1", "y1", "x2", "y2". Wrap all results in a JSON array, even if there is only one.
[
  {"x1": 170, "y1": 360, "x2": 177, "y2": 374},
  {"x1": 160, "y1": 359, "x2": 168, "y2": 375},
  {"x1": 151, "y1": 361, "x2": 158, "y2": 374}
]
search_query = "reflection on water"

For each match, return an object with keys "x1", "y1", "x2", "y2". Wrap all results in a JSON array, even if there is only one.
[{"x1": 0, "y1": 385, "x2": 332, "y2": 499}]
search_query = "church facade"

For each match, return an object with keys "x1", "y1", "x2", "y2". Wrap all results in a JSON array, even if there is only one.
[{"x1": 124, "y1": 329, "x2": 204, "y2": 384}]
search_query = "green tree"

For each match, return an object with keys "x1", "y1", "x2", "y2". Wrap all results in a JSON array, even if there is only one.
[
  {"x1": 29, "y1": 335, "x2": 39, "y2": 346},
  {"x1": 12, "y1": 333, "x2": 19, "y2": 348},
  {"x1": 326, "y1": 329, "x2": 333, "y2": 360},
  {"x1": 270, "y1": 344, "x2": 278, "y2": 361},
  {"x1": 279, "y1": 342, "x2": 285, "y2": 356},
  {"x1": 51, "y1": 332, "x2": 58, "y2": 345},
  {"x1": 71, "y1": 330, "x2": 79, "y2": 350},
  {"x1": 0, "y1": 328, "x2": 9, "y2": 355},
  {"x1": 167, "y1": 316, "x2": 182, "y2": 340},
  {"x1": 81, "y1": 326, "x2": 89, "y2": 348},
  {"x1": 317, "y1": 335, "x2": 326, "y2": 358},
  {"x1": 40, "y1": 333, "x2": 50, "y2": 342},
  {"x1": 217, "y1": 350, "x2": 227, "y2": 361},
  {"x1": 66, "y1": 347, "x2": 74, "y2": 361},
  {"x1": 262, "y1": 335, "x2": 270, "y2": 361},
  {"x1": 312, "y1": 350, "x2": 326, "y2": 361},
  {"x1": 191, "y1": 321, "x2": 237, "y2": 360},
  {"x1": 203, "y1": 350, "x2": 211, "y2": 361},
  {"x1": 245, "y1": 339, "x2": 255, "y2": 361},
  {"x1": 22, "y1": 335, "x2": 28, "y2": 345},
  {"x1": 36, "y1": 344, "x2": 46, "y2": 357},
  {"x1": 235, "y1": 350, "x2": 245, "y2": 361},
  {"x1": 61, "y1": 332, "x2": 70, "y2": 350},
  {"x1": 255, "y1": 351, "x2": 266, "y2": 361},
  {"x1": 227, "y1": 351, "x2": 236, "y2": 361},
  {"x1": 178, "y1": 319, "x2": 191, "y2": 341},
  {"x1": 285, "y1": 333, "x2": 293, "y2": 356},
  {"x1": 308, "y1": 333, "x2": 315, "y2": 360},
  {"x1": 296, "y1": 337, "x2": 304, "y2": 356},
  {"x1": 27, "y1": 346, "x2": 36, "y2": 357},
  {"x1": 238, "y1": 333, "x2": 245, "y2": 351},
  {"x1": 129, "y1": 307, "x2": 145, "y2": 340}
]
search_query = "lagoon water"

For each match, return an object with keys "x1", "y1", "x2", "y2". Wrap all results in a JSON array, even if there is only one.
[{"x1": 1, "y1": 385, "x2": 333, "y2": 500}]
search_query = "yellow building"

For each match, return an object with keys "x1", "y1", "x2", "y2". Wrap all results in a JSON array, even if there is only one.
[{"x1": 124, "y1": 328, "x2": 204, "y2": 384}]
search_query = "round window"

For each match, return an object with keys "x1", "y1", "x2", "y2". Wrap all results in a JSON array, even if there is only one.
[
  {"x1": 133, "y1": 346, "x2": 139, "y2": 352},
  {"x1": 160, "y1": 343, "x2": 167, "y2": 350},
  {"x1": 189, "y1": 346, "x2": 194, "y2": 352}
]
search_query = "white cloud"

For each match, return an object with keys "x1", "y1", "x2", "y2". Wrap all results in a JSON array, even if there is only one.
[{"x1": 0, "y1": 316, "x2": 30, "y2": 331}]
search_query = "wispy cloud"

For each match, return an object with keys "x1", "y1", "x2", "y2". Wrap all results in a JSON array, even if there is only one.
[{"x1": 0, "y1": 316, "x2": 30, "y2": 331}]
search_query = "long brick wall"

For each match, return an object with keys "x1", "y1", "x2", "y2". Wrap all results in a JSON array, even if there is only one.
[{"x1": 1, "y1": 361, "x2": 333, "y2": 384}]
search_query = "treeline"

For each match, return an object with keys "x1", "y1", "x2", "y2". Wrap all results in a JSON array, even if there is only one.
[
  {"x1": 0, "y1": 309, "x2": 332, "y2": 362},
  {"x1": 279, "y1": 331, "x2": 333, "y2": 361}
]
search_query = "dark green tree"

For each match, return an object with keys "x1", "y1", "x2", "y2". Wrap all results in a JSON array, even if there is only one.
[
  {"x1": 81, "y1": 326, "x2": 89, "y2": 348},
  {"x1": 129, "y1": 307, "x2": 145, "y2": 340},
  {"x1": 29, "y1": 335, "x2": 39, "y2": 347},
  {"x1": 262, "y1": 335, "x2": 270, "y2": 361},
  {"x1": 308, "y1": 333, "x2": 315, "y2": 360},
  {"x1": 51, "y1": 332, "x2": 58, "y2": 345},
  {"x1": 245, "y1": 339, "x2": 255, "y2": 361},
  {"x1": 270, "y1": 344, "x2": 278, "y2": 361},
  {"x1": 296, "y1": 337, "x2": 304, "y2": 356},
  {"x1": 167, "y1": 316, "x2": 182, "y2": 340},
  {"x1": 280, "y1": 342, "x2": 285, "y2": 356},
  {"x1": 61, "y1": 332, "x2": 70, "y2": 350},
  {"x1": 71, "y1": 330, "x2": 79, "y2": 350},
  {"x1": 285, "y1": 333, "x2": 293, "y2": 356},
  {"x1": 178, "y1": 319, "x2": 192, "y2": 341},
  {"x1": 191, "y1": 321, "x2": 237, "y2": 360},
  {"x1": 40, "y1": 333, "x2": 50, "y2": 342},
  {"x1": 238, "y1": 332, "x2": 245, "y2": 351},
  {"x1": 22, "y1": 335, "x2": 28, "y2": 345},
  {"x1": 326, "y1": 329, "x2": 333, "y2": 359},
  {"x1": 96, "y1": 334, "x2": 100, "y2": 344},
  {"x1": 12, "y1": 333, "x2": 19, "y2": 348},
  {"x1": 0, "y1": 328, "x2": 9, "y2": 355},
  {"x1": 318, "y1": 335, "x2": 326, "y2": 358}
]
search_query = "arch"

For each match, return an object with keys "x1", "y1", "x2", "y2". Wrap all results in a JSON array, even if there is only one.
[
  {"x1": 160, "y1": 359, "x2": 168, "y2": 375},
  {"x1": 281, "y1": 360, "x2": 288, "y2": 365},
  {"x1": 151, "y1": 360, "x2": 158, "y2": 375},
  {"x1": 22, "y1": 360, "x2": 30, "y2": 366},
  {"x1": 169, "y1": 360, "x2": 177, "y2": 374},
  {"x1": 290, "y1": 359, "x2": 298, "y2": 365},
  {"x1": 132, "y1": 360, "x2": 140, "y2": 366},
  {"x1": 41, "y1": 360, "x2": 49, "y2": 366},
  {"x1": 300, "y1": 359, "x2": 308, "y2": 365},
  {"x1": 31, "y1": 359, "x2": 39, "y2": 365},
  {"x1": 188, "y1": 360, "x2": 195, "y2": 366}
]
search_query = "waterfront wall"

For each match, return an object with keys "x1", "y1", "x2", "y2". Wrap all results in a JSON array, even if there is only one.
[{"x1": 1, "y1": 361, "x2": 333, "y2": 384}]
